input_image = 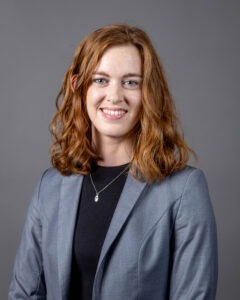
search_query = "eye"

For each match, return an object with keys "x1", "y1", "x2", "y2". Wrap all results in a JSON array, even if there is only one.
[
  {"x1": 92, "y1": 78, "x2": 108, "y2": 85},
  {"x1": 122, "y1": 80, "x2": 141, "y2": 89}
]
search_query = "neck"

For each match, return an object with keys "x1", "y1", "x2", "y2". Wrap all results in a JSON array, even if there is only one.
[{"x1": 92, "y1": 135, "x2": 134, "y2": 167}]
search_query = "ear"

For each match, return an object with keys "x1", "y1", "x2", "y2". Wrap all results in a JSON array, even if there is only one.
[{"x1": 70, "y1": 74, "x2": 78, "y2": 92}]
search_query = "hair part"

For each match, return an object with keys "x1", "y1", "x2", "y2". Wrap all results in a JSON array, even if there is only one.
[{"x1": 51, "y1": 23, "x2": 194, "y2": 183}]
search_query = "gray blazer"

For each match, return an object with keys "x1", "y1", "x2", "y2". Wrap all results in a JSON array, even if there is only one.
[{"x1": 9, "y1": 166, "x2": 218, "y2": 299}]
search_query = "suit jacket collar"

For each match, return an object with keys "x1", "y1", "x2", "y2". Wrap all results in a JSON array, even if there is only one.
[
  {"x1": 58, "y1": 174, "x2": 83, "y2": 300},
  {"x1": 57, "y1": 172, "x2": 147, "y2": 299},
  {"x1": 93, "y1": 173, "x2": 147, "y2": 297}
]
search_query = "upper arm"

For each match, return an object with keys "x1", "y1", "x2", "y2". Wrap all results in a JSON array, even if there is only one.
[
  {"x1": 169, "y1": 169, "x2": 218, "y2": 299},
  {"x1": 8, "y1": 173, "x2": 47, "y2": 299}
]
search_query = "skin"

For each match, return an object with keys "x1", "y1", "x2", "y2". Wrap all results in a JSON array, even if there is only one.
[{"x1": 86, "y1": 44, "x2": 142, "y2": 166}]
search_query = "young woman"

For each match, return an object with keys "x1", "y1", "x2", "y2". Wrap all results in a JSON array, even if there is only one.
[{"x1": 9, "y1": 24, "x2": 218, "y2": 300}]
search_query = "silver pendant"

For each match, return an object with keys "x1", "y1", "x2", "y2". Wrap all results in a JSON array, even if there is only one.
[{"x1": 94, "y1": 194, "x2": 99, "y2": 202}]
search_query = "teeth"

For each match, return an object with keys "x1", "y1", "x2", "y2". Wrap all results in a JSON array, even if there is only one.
[{"x1": 102, "y1": 109, "x2": 126, "y2": 116}]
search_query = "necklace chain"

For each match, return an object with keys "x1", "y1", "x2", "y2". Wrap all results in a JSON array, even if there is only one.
[{"x1": 89, "y1": 166, "x2": 129, "y2": 202}]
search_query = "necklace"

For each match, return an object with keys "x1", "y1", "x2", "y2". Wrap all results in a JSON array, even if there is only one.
[{"x1": 89, "y1": 165, "x2": 129, "y2": 202}]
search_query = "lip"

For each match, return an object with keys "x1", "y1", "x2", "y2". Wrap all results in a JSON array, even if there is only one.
[{"x1": 99, "y1": 107, "x2": 128, "y2": 120}]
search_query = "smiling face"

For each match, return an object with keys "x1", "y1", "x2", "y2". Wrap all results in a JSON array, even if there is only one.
[{"x1": 86, "y1": 44, "x2": 142, "y2": 146}]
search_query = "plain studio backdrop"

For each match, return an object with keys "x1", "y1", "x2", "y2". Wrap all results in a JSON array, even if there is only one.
[{"x1": 1, "y1": 1, "x2": 239, "y2": 299}]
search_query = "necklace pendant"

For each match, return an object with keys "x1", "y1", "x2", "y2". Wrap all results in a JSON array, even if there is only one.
[
  {"x1": 94, "y1": 194, "x2": 99, "y2": 202},
  {"x1": 90, "y1": 165, "x2": 128, "y2": 203}
]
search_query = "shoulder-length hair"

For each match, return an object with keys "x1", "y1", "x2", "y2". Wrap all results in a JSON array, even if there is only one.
[{"x1": 51, "y1": 24, "x2": 193, "y2": 183}]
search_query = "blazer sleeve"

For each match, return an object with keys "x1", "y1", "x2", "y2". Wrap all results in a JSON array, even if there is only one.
[
  {"x1": 8, "y1": 173, "x2": 47, "y2": 299},
  {"x1": 169, "y1": 169, "x2": 218, "y2": 299}
]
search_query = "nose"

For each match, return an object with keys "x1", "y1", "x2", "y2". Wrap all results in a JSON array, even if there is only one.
[{"x1": 106, "y1": 82, "x2": 123, "y2": 104}]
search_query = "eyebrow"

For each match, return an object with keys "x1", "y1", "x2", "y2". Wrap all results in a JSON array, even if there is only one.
[
  {"x1": 123, "y1": 73, "x2": 142, "y2": 79},
  {"x1": 93, "y1": 72, "x2": 142, "y2": 78}
]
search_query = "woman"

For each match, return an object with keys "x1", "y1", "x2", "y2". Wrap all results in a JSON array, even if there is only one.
[{"x1": 9, "y1": 24, "x2": 218, "y2": 299}]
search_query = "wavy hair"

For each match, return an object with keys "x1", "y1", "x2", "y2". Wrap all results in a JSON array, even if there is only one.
[{"x1": 51, "y1": 24, "x2": 194, "y2": 183}]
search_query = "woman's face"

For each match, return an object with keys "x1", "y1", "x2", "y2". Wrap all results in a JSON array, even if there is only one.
[{"x1": 86, "y1": 44, "x2": 142, "y2": 144}]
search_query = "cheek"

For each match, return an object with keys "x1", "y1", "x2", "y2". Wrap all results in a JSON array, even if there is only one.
[
  {"x1": 86, "y1": 89, "x2": 98, "y2": 114},
  {"x1": 133, "y1": 94, "x2": 142, "y2": 113},
  {"x1": 87, "y1": 86, "x2": 103, "y2": 102},
  {"x1": 86, "y1": 93, "x2": 95, "y2": 119},
  {"x1": 128, "y1": 98, "x2": 142, "y2": 125},
  {"x1": 134, "y1": 96, "x2": 142, "y2": 122}
]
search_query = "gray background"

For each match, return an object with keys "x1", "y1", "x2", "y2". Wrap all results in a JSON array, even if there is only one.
[{"x1": 1, "y1": 0, "x2": 239, "y2": 299}]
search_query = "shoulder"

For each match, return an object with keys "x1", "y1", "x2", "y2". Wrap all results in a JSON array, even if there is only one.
[
  {"x1": 34, "y1": 168, "x2": 82, "y2": 214},
  {"x1": 169, "y1": 165, "x2": 211, "y2": 208},
  {"x1": 40, "y1": 167, "x2": 64, "y2": 186},
  {"x1": 135, "y1": 167, "x2": 210, "y2": 222},
  {"x1": 169, "y1": 166, "x2": 215, "y2": 226},
  {"x1": 150, "y1": 166, "x2": 208, "y2": 202},
  {"x1": 38, "y1": 166, "x2": 85, "y2": 194},
  {"x1": 168, "y1": 165, "x2": 206, "y2": 188},
  {"x1": 32, "y1": 168, "x2": 62, "y2": 199},
  {"x1": 170, "y1": 166, "x2": 210, "y2": 201},
  {"x1": 147, "y1": 166, "x2": 216, "y2": 237},
  {"x1": 144, "y1": 166, "x2": 213, "y2": 223},
  {"x1": 38, "y1": 167, "x2": 79, "y2": 192}
]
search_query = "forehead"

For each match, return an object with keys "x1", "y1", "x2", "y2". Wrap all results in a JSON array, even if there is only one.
[{"x1": 95, "y1": 45, "x2": 142, "y2": 74}]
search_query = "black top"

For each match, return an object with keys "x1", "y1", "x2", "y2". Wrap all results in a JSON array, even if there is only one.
[{"x1": 68, "y1": 164, "x2": 128, "y2": 300}]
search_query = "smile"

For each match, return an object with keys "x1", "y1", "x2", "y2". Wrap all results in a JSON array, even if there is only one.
[{"x1": 101, "y1": 108, "x2": 127, "y2": 116}]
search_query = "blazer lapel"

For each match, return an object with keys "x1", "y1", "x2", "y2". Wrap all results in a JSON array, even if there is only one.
[
  {"x1": 93, "y1": 173, "x2": 147, "y2": 297},
  {"x1": 57, "y1": 174, "x2": 83, "y2": 300}
]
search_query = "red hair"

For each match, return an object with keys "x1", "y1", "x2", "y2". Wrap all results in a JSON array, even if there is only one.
[{"x1": 51, "y1": 24, "x2": 194, "y2": 183}]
